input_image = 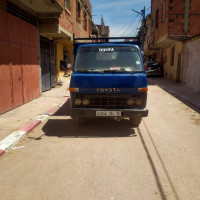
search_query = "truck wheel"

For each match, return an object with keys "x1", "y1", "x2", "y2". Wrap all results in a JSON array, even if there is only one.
[
  {"x1": 78, "y1": 117, "x2": 85, "y2": 126},
  {"x1": 129, "y1": 117, "x2": 142, "y2": 127}
]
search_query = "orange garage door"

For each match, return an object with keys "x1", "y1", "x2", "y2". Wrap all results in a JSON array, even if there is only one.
[{"x1": 0, "y1": 5, "x2": 40, "y2": 114}]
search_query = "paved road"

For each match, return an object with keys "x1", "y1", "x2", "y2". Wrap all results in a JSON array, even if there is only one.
[{"x1": 0, "y1": 81, "x2": 200, "y2": 200}]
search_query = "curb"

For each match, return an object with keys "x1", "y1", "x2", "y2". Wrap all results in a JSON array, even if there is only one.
[
  {"x1": 19, "y1": 120, "x2": 41, "y2": 133},
  {"x1": 0, "y1": 96, "x2": 69, "y2": 159}
]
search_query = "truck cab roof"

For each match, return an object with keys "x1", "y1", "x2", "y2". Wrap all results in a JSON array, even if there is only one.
[{"x1": 73, "y1": 36, "x2": 141, "y2": 57}]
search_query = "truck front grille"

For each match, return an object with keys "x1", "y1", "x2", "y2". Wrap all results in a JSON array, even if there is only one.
[{"x1": 71, "y1": 93, "x2": 147, "y2": 109}]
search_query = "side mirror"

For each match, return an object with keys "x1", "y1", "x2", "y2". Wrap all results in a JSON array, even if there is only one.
[{"x1": 141, "y1": 51, "x2": 144, "y2": 56}]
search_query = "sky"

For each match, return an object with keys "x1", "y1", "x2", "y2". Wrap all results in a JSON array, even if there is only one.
[{"x1": 89, "y1": 0, "x2": 151, "y2": 37}]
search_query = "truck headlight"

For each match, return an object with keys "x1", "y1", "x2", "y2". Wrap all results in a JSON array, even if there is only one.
[
  {"x1": 82, "y1": 98, "x2": 90, "y2": 106},
  {"x1": 135, "y1": 98, "x2": 142, "y2": 106},
  {"x1": 75, "y1": 98, "x2": 81, "y2": 105},
  {"x1": 127, "y1": 99, "x2": 134, "y2": 106}
]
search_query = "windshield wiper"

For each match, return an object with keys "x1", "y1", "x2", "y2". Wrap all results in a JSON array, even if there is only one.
[
  {"x1": 103, "y1": 69, "x2": 134, "y2": 73},
  {"x1": 75, "y1": 68, "x2": 105, "y2": 73},
  {"x1": 75, "y1": 68, "x2": 96, "y2": 72},
  {"x1": 75, "y1": 68, "x2": 135, "y2": 73}
]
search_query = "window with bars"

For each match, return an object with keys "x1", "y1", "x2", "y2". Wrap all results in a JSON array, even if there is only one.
[{"x1": 7, "y1": 1, "x2": 37, "y2": 26}]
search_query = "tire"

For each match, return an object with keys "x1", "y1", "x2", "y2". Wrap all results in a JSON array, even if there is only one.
[{"x1": 129, "y1": 117, "x2": 142, "y2": 127}]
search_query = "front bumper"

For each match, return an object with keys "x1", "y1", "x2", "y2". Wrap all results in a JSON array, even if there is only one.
[{"x1": 71, "y1": 108, "x2": 148, "y2": 118}]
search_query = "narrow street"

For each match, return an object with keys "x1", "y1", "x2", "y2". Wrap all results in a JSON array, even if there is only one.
[{"x1": 0, "y1": 79, "x2": 200, "y2": 200}]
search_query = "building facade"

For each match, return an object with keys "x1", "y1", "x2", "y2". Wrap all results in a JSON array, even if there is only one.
[
  {"x1": 54, "y1": 0, "x2": 93, "y2": 83},
  {"x1": 144, "y1": 0, "x2": 200, "y2": 85},
  {"x1": 0, "y1": 0, "x2": 93, "y2": 114}
]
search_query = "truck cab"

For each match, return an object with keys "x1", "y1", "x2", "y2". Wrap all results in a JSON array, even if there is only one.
[{"x1": 69, "y1": 37, "x2": 148, "y2": 126}]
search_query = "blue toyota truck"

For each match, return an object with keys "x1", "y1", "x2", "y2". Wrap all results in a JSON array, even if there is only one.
[{"x1": 69, "y1": 36, "x2": 148, "y2": 126}]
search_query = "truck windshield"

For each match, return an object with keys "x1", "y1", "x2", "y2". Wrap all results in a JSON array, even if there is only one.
[{"x1": 74, "y1": 46, "x2": 143, "y2": 72}]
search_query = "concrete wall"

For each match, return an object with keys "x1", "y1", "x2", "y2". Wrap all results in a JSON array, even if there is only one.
[
  {"x1": 182, "y1": 38, "x2": 200, "y2": 92},
  {"x1": 163, "y1": 41, "x2": 183, "y2": 80}
]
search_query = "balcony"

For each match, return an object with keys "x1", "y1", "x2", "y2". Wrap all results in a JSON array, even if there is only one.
[
  {"x1": 14, "y1": 0, "x2": 63, "y2": 14},
  {"x1": 10, "y1": 0, "x2": 73, "y2": 40}
]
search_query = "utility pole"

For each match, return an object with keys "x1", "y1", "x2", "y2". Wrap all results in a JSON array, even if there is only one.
[
  {"x1": 132, "y1": 6, "x2": 145, "y2": 20},
  {"x1": 132, "y1": 7, "x2": 146, "y2": 50}
]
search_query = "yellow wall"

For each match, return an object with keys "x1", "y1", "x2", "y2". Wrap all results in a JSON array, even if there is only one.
[
  {"x1": 56, "y1": 42, "x2": 73, "y2": 82},
  {"x1": 56, "y1": 43, "x2": 64, "y2": 82},
  {"x1": 163, "y1": 41, "x2": 183, "y2": 80},
  {"x1": 63, "y1": 41, "x2": 74, "y2": 66}
]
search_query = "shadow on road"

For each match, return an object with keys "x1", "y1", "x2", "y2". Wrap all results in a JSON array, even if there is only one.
[
  {"x1": 42, "y1": 117, "x2": 136, "y2": 138},
  {"x1": 47, "y1": 99, "x2": 136, "y2": 138},
  {"x1": 53, "y1": 99, "x2": 71, "y2": 116},
  {"x1": 138, "y1": 120, "x2": 180, "y2": 200}
]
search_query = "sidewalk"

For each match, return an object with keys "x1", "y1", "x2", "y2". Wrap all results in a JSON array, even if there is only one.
[
  {"x1": 148, "y1": 78, "x2": 200, "y2": 113},
  {"x1": 1, "y1": 76, "x2": 200, "y2": 157},
  {"x1": 0, "y1": 76, "x2": 70, "y2": 157}
]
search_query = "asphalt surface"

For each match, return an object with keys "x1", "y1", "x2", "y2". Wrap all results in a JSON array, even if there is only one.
[{"x1": 0, "y1": 80, "x2": 200, "y2": 200}]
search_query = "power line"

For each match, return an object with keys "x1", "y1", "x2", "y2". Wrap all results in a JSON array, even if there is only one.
[
  {"x1": 128, "y1": 16, "x2": 141, "y2": 36},
  {"x1": 133, "y1": 15, "x2": 142, "y2": 36},
  {"x1": 110, "y1": 2, "x2": 151, "y2": 37},
  {"x1": 146, "y1": 5, "x2": 151, "y2": 11},
  {"x1": 120, "y1": 14, "x2": 140, "y2": 37},
  {"x1": 122, "y1": 14, "x2": 141, "y2": 37},
  {"x1": 111, "y1": 14, "x2": 140, "y2": 37},
  {"x1": 111, "y1": 18, "x2": 136, "y2": 36}
]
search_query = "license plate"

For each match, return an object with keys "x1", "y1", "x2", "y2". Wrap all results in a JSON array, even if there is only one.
[{"x1": 96, "y1": 111, "x2": 121, "y2": 117}]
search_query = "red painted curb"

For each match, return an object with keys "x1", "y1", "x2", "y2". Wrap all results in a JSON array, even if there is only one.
[
  {"x1": 0, "y1": 149, "x2": 5, "y2": 158},
  {"x1": 18, "y1": 120, "x2": 41, "y2": 133}
]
